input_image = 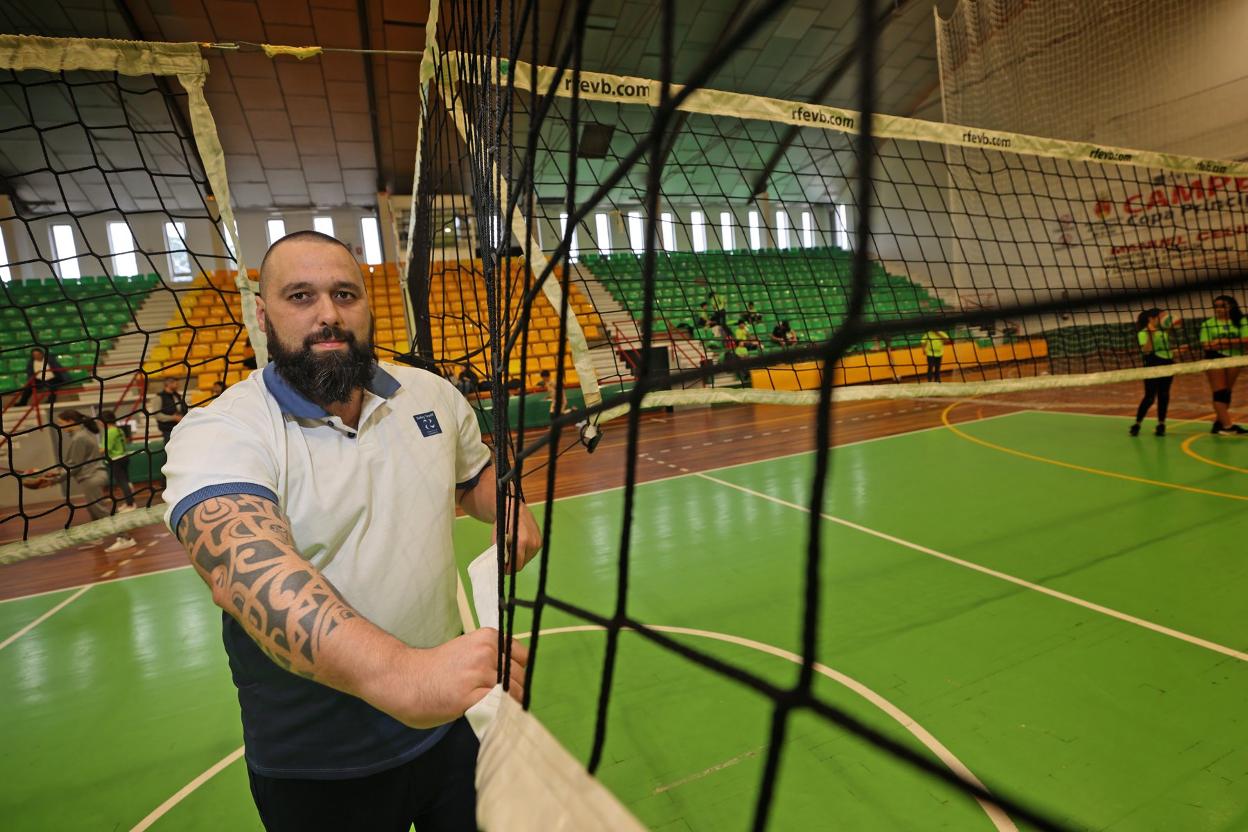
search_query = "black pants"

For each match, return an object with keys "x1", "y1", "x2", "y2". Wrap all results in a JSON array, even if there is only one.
[
  {"x1": 925, "y1": 355, "x2": 942, "y2": 383},
  {"x1": 16, "y1": 383, "x2": 57, "y2": 415},
  {"x1": 109, "y1": 459, "x2": 135, "y2": 507},
  {"x1": 247, "y1": 718, "x2": 479, "y2": 832},
  {"x1": 1136, "y1": 356, "x2": 1173, "y2": 423},
  {"x1": 158, "y1": 421, "x2": 175, "y2": 444}
]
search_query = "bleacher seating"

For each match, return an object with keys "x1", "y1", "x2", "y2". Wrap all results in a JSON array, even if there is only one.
[
  {"x1": 580, "y1": 247, "x2": 954, "y2": 356},
  {"x1": 140, "y1": 260, "x2": 607, "y2": 393},
  {"x1": 0, "y1": 274, "x2": 160, "y2": 394},
  {"x1": 427, "y1": 259, "x2": 604, "y2": 389},
  {"x1": 143, "y1": 269, "x2": 255, "y2": 388}
]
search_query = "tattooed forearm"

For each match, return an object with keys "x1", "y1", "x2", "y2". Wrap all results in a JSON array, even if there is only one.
[{"x1": 178, "y1": 495, "x2": 357, "y2": 679}]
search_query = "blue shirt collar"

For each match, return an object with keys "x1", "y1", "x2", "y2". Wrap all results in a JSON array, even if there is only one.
[{"x1": 262, "y1": 363, "x2": 402, "y2": 419}]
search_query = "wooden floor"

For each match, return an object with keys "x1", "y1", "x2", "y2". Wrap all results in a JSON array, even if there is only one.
[{"x1": 0, "y1": 371, "x2": 1226, "y2": 602}]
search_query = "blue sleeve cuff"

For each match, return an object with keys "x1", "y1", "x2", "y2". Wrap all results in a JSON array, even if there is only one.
[
  {"x1": 170, "y1": 482, "x2": 279, "y2": 537},
  {"x1": 455, "y1": 459, "x2": 491, "y2": 492}
]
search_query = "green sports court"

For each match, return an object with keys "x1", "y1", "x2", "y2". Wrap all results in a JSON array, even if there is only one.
[
  {"x1": 4, "y1": 406, "x2": 1247, "y2": 829},
  {"x1": 5, "y1": 0, "x2": 1248, "y2": 829}
]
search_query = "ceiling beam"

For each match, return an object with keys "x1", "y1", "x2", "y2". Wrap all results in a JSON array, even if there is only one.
[{"x1": 356, "y1": 0, "x2": 388, "y2": 194}]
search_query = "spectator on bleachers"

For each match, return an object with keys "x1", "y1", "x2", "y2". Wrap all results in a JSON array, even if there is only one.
[
  {"x1": 212, "y1": 379, "x2": 226, "y2": 397},
  {"x1": 770, "y1": 320, "x2": 797, "y2": 347},
  {"x1": 454, "y1": 368, "x2": 479, "y2": 396},
  {"x1": 676, "y1": 303, "x2": 711, "y2": 337},
  {"x1": 707, "y1": 290, "x2": 728, "y2": 327},
  {"x1": 17, "y1": 347, "x2": 69, "y2": 411},
  {"x1": 743, "y1": 302, "x2": 764, "y2": 324},
  {"x1": 694, "y1": 302, "x2": 711, "y2": 328},
  {"x1": 733, "y1": 319, "x2": 761, "y2": 352},
  {"x1": 153, "y1": 377, "x2": 188, "y2": 443}
]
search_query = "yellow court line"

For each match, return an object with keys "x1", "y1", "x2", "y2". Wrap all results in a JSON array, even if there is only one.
[
  {"x1": 940, "y1": 401, "x2": 1248, "y2": 502},
  {"x1": 1181, "y1": 432, "x2": 1248, "y2": 475}
]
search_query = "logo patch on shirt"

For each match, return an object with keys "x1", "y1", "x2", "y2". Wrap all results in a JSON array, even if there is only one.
[{"x1": 414, "y1": 411, "x2": 442, "y2": 437}]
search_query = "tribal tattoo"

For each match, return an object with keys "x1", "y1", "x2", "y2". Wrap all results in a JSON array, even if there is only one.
[{"x1": 178, "y1": 495, "x2": 357, "y2": 678}]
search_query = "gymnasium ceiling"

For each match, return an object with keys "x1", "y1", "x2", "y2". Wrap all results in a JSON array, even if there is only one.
[{"x1": 0, "y1": 0, "x2": 955, "y2": 215}]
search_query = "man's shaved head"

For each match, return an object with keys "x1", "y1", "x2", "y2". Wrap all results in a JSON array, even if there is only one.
[{"x1": 258, "y1": 230, "x2": 357, "y2": 297}]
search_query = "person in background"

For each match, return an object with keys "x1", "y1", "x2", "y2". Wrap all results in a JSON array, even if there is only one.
[
  {"x1": 22, "y1": 409, "x2": 136, "y2": 553},
  {"x1": 454, "y1": 368, "x2": 479, "y2": 396},
  {"x1": 1129, "y1": 308, "x2": 1179, "y2": 437},
  {"x1": 733, "y1": 318, "x2": 760, "y2": 352},
  {"x1": 921, "y1": 329, "x2": 952, "y2": 383},
  {"x1": 1199, "y1": 295, "x2": 1248, "y2": 434},
  {"x1": 212, "y1": 379, "x2": 226, "y2": 397},
  {"x1": 770, "y1": 320, "x2": 797, "y2": 347},
  {"x1": 743, "y1": 301, "x2": 764, "y2": 324},
  {"x1": 153, "y1": 377, "x2": 188, "y2": 443},
  {"x1": 98, "y1": 409, "x2": 136, "y2": 511},
  {"x1": 18, "y1": 346, "x2": 69, "y2": 413},
  {"x1": 707, "y1": 289, "x2": 728, "y2": 328}
]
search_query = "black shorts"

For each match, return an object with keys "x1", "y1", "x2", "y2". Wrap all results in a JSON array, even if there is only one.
[{"x1": 1206, "y1": 350, "x2": 1227, "y2": 360}]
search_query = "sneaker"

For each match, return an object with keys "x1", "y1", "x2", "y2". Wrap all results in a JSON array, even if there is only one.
[
  {"x1": 104, "y1": 536, "x2": 136, "y2": 553},
  {"x1": 1212, "y1": 423, "x2": 1248, "y2": 435},
  {"x1": 1154, "y1": 423, "x2": 1166, "y2": 437},
  {"x1": 1128, "y1": 422, "x2": 1141, "y2": 437}
]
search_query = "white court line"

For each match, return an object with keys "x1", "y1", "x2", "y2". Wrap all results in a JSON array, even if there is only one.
[
  {"x1": 0, "y1": 416, "x2": 993, "y2": 606},
  {"x1": 0, "y1": 585, "x2": 91, "y2": 651},
  {"x1": 127, "y1": 622, "x2": 1019, "y2": 831},
  {"x1": 129, "y1": 746, "x2": 245, "y2": 832},
  {"x1": 697, "y1": 472, "x2": 1248, "y2": 663},
  {"x1": 0, "y1": 413, "x2": 1029, "y2": 607},
  {"x1": 517, "y1": 625, "x2": 1017, "y2": 831}
]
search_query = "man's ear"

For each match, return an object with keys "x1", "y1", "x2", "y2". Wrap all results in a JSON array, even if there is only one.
[{"x1": 254, "y1": 296, "x2": 267, "y2": 332}]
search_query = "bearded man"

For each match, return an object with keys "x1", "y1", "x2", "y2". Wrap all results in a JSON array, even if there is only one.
[{"x1": 162, "y1": 230, "x2": 540, "y2": 831}]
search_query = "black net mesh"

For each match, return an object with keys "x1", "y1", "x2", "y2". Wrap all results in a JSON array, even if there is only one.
[
  {"x1": 398, "y1": 0, "x2": 1248, "y2": 828},
  {"x1": 0, "y1": 65, "x2": 254, "y2": 543}
]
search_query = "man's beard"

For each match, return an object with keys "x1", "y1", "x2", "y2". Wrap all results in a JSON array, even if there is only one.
[{"x1": 267, "y1": 319, "x2": 376, "y2": 405}]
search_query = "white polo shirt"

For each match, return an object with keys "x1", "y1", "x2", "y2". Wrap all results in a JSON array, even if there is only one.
[{"x1": 163, "y1": 362, "x2": 491, "y2": 650}]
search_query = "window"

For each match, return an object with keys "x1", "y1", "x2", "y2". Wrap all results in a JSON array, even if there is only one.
[
  {"x1": 107, "y1": 221, "x2": 138, "y2": 276},
  {"x1": 594, "y1": 212, "x2": 612, "y2": 252},
  {"x1": 0, "y1": 228, "x2": 10, "y2": 282},
  {"x1": 691, "y1": 211, "x2": 707, "y2": 253},
  {"x1": 775, "y1": 211, "x2": 790, "y2": 249},
  {"x1": 313, "y1": 216, "x2": 335, "y2": 237},
  {"x1": 748, "y1": 211, "x2": 762, "y2": 250},
  {"x1": 660, "y1": 212, "x2": 676, "y2": 251},
  {"x1": 164, "y1": 221, "x2": 192, "y2": 280},
  {"x1": 361, "y1": 217, "x2": 383, "y2": 265},
  {"x1": 834, "y1": 204, "x2": 850, "y2": 250},
  {"x1": 802, "y1": 211, "x2": 815, "y2": 248},
  {"x1": 558, "y1": 213, "x2": 579, "y2": 262},
  {"x1": 627, "y1": 211, "x2": 644, "y2": 254},
  {"x1": 50, "y1": 224, "x2": 80, "y2": 280},
  {"x1": 266, "y1": 218, "x2": 286, "y2": 246},
  {"x1": 719, "y1": 211, "x2": 735, "y2": 251}
]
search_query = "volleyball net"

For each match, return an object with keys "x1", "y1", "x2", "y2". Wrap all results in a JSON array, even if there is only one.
[{"x1": 1, "y1": 7, "x2": 1246, "y2": 829}]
